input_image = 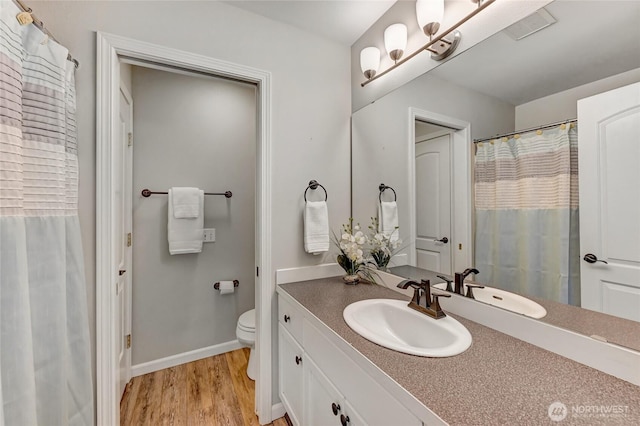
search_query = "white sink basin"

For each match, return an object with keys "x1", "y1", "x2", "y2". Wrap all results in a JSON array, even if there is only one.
[
  {"x1": 433, "y1": 283, "x2": 547, "y2": 319},
  {"x1": 343, "y1": 299, "x2": 472, "y2": 357}
]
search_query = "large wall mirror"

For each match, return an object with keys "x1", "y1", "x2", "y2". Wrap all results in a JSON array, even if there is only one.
[{"x1": 352, "y1": 0, "x2": 640, "y2": 350}]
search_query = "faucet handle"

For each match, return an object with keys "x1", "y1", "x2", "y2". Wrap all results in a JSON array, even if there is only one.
[
  {"x1": 430, "y1": 292, "x2": 451, "y2": 319},
  {"x1": 465, "y1": 283, "x2": 485, "y2": 299},
  {"x1": 436, "y1": 275, "x2": 453, "y2": 292}
]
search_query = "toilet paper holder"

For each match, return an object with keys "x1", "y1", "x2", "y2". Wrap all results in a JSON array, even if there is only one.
[{"x1": 214, "y1": 280, "x2": 239, "y2": 290}]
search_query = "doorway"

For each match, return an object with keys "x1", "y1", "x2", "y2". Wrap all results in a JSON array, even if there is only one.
[
  {"x1": 96, "y1": 33, "x2": 273, "y2": 425},
  {"x1": 408, "y1": 108, "x2": 472, "y2": 275},
  {"x1": 414, "y1": 123, "x2": 453, "y2": 274}
]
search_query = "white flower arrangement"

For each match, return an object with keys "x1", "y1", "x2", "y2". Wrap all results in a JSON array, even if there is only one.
[
  {"x1": 333, "y1": 219, "x2": 367, "y2": 275},
  {"x1": 367, "y1": 217, "x2": 402, "y2": 270}
]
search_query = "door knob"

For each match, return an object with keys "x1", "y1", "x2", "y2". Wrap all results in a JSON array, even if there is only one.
[
  {"x1": 583, "y1": 253, "x2": 608, "y2": 264},
  {"x1": 437, "y1": 237, "x2": 448, "y2": 244},
  {"x1": 119, "y1": 269, "x2": 126, "y2": 276}
]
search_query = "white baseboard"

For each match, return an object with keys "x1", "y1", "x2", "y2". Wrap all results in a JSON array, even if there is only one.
[
  {"x1": 271, "y1": 402, "x2": 286, "y2": 422},
  {"x1": 131, "y1": 339, "x2": 244, "y2": 377}
]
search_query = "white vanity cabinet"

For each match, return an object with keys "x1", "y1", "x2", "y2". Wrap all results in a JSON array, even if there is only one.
[
  {"x1": 278, "y1": 324, "x2": 304, "y2": 425},
  {"x1": 278, "y1": 294, "x2": 423, "y2": 426},
  {"x1": 278, "y1": 296, "x2": 305, "y2": 424},
  {"x1": 305, "y1": 356, "x2": 368, "y2": 426}
]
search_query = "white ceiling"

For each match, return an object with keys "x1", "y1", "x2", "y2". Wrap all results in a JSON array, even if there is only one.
[
  {"x1": 224, "y1": 0, "x2": 396, "y2": 45},
  {"x1": 428, "y1": 1, "x2": 640, "y2": 106}
]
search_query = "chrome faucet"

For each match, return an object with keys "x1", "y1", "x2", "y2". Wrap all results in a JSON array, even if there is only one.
[
  {"x1": 397, "y1": 279, "x2": 451, "y2": 319},
  {"x1": 454, "y1": 268, "x2": 479, "y2": 295}
]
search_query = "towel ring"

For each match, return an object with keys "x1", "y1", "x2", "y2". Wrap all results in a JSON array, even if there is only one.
[
  {"x1": 304, "y1": 180, "x2": 328, "y2": 202},
  {"x1": 379, "y1": 183, "x2": 397, "y2": 202}
]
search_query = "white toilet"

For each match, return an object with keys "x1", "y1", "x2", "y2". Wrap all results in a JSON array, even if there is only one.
[{"x1": 236, "y1": 309, "x2": 256, "y2": 380}]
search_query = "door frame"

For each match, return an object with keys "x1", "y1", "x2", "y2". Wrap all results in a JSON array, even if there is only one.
[
  {"x1": 96, "y1": 32, "x2": 273, "y2": 425},
  {"x1": 118, "y1": 83, "x2": 134, "y2": 394},
  {"x1": 407, "y1": 107, "x2": 472, "y2": 272}
]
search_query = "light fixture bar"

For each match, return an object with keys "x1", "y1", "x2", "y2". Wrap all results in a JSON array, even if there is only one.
[{"x1": 361, "y1": 0, "x2": 496, "y2": 87}]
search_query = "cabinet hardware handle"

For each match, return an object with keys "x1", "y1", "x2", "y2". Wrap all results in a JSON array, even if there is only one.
[
  {"x1": 284, "y1": 314, "x2": 290, "y2": 322},
  {"x1": 295, "y1": 355, "x2": 302, "y2": 365},
  {"x1": 331, "y1": 403, "x2": 341, "y2": 415},
  {"x1": 340, "y1": 414, "x2": 350, "y2": 425}
]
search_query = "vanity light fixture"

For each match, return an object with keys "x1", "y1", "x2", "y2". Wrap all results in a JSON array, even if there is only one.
[
  {"x1": 384, "y1": 23, "x2": 407, "y2": 63},
  {"x1": 416, "y1": 0, "x2": 444, "y2": 37},
  {"x1": 360, "y1": 46, "x2": 380, "y2": 80},
  {"x1": 361, "y1": 0, "x2": 496, "y2": 87}
]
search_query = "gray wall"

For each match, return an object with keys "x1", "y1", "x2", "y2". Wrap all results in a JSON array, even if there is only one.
[
  {"x1": 31, "y1": 0, "x2": 352, "y2": 408},
  {"x1": 352, "y1": 71, "x2": 515, "y2": 251},
  {"x1": 515, "y1": 68, "x2": 640, "y2": 129},
  {"x1": 130, "y1": 66, "x2": 256, "y2": 365}
]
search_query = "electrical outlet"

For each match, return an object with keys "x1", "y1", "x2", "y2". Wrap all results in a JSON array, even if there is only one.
[{"x1": 203, "y1": 228, "x2": 216, "y2": 242}]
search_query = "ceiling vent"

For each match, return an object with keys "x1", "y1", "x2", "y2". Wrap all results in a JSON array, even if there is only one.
[{"x1": 503, "y1": 7, "x2": 556, "y2": 41}]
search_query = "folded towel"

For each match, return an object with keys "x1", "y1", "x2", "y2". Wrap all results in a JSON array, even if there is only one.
[
  {"x1": 378, "y1": 201, "x2": 399, "y2": 243},
  {"x1": 304, "y1": 201, "x2": 329, "y2": 254},
  {"x1": 168, "y1": 188, "x2": 204, "y2": 255},
  {"x1": 171, "y1": 187, "x2": 201, "y2": 218}
]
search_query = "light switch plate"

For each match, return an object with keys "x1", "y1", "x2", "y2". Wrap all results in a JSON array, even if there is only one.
[{"x1": 203, "y1": 228, "x2": 216, "y2": 242}]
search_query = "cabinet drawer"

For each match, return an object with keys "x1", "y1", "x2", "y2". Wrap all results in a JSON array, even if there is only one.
[
  {"x1": 304, "y1": 319, "x2": 421, "y2": 426},
  {"x1": 278, "y1": 295, "x2": 303, "y2": 342}
]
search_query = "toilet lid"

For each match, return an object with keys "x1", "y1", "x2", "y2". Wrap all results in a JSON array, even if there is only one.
[{"x1": 238, "y1": 309, "x2": 255, "y2": 329}]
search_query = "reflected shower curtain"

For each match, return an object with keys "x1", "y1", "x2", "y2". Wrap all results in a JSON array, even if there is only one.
[
  {"x1": 474, "y1": 124, "x2": 580, "y2": 305},
  {"x1": 1, "y1": 3, "x2": 94, "y2": 425}
]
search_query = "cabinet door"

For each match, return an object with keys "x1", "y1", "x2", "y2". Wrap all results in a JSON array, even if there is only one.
[
  {"x1": 279, "y1": 324, "x2": 304, "y2": 426},
  {"x1": 341, "y1": 400, "x2": 369, "y2": 426},
  {"x1": 304, "y1": 357, "x2": 343, "y2": 426}
]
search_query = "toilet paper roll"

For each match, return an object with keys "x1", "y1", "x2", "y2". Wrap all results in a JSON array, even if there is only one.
[{"x1": 218, "y1": 280, "x2": 235, "y2": 295}]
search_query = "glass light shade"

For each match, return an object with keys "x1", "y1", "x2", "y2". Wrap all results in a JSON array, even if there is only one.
[
  {"x1": 360, "y1": 46, "x2": 380, "y2": 79},
  {"x1": 384, "y1": 23, "x2": 407, "y2": 61},
  {"x1": 416, "y1": 0, "x2": 444, "y2": 36}
]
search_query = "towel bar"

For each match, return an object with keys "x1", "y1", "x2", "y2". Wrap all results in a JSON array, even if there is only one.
[
  {"x1": 213, "y1": 280, "x2": 239, "y2": 290},
  {"x1": 304, "y1": 180, "x2": 328, "y2": 202},
  {"x1": 141, "y1": 188, "x2": 232, "y2": 198},
  {"x1": 379, "y1": 183, "x2": 397, "y2": 202}
]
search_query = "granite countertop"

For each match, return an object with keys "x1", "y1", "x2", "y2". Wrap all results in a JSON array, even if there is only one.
[
  {"x1": 278, "y1": 277, "x2": 640, "y2": 425},
  {"x1": 389, "y1": 265, "x2": 640, "y2": 352}
]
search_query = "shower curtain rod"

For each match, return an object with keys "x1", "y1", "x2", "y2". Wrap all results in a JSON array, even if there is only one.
[
  {"x1": 12, "y1": 0, "x2": 79, "y2": 69},
  {"x1": 474, "y1": 118, "x2": 577, "y2": 144}
]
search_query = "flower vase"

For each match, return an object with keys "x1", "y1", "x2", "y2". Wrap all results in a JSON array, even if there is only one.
[{"x1": 342, "y1": 274, "x2": 360, "y2": 285}]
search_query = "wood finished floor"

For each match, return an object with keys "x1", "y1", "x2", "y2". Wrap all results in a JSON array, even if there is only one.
[{"x1": 120, "y1": 348, "x2": 288, "y2": 426}]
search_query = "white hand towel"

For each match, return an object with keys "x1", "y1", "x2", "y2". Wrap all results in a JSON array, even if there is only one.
[
  {"x1": 378, "y1": 201, "x2": 399, "y2": 243},
  {"x1": 304, "y1": 201, "x2": 329, "y2": 254},
  {"x1": 168, "y1": 188, "x2": 204, "y2": 255},
  {"x1": 171, "y1": 187, "x2": 201, "y2": 218}
]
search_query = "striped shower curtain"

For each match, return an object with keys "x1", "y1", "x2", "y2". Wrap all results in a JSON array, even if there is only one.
[
  {"x1": 474, "y1": 124, "x2": 580, "y2": 305},
  {"x1": 1, "y1": 3, "x2": 94, "y2": 425}
]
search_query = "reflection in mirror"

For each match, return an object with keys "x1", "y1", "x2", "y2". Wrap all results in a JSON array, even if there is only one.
[{"x1": 351, "y1": 0, "x2": 640, "y2": 350}]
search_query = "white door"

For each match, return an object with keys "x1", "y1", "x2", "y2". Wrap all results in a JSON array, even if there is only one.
[
  {"x1": 578, "y1": 81, "x2": 640, "y2": 322},
  {"x1": 415, "y1": 134, "x2": 452, "y2": 274},
  {"x1": 116, "y1": 86, "x2": 133, "y2": 396}
]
